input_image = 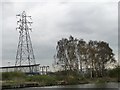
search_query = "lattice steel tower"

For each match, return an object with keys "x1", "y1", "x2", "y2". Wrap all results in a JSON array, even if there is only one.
[{"x1": 15, "y1": 11, "x2": 36, "y2": 72}]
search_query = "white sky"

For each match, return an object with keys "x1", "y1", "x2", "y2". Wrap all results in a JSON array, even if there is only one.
[{"x1": 1, "y1": 0, "x2": 119, "y2": 71}]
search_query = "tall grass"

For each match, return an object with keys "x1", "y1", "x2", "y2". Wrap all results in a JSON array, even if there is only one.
[
  {"x1": 25, "y1": 75, "x2": 57, "y2": 85},
  {"x1": 2, "y1": 71, "x2": 26, "y2": 81}
]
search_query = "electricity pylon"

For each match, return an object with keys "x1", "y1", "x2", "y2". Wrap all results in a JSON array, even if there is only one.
[{"x1": 15, "y1": 11, "x2": 36, "y2": 72}]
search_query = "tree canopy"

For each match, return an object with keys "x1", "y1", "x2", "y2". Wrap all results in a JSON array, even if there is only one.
[{"x1": 54, "y1": 36, "x2": 116, "y2": 78}]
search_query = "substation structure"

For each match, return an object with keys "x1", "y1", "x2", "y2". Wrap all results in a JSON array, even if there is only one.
[{"x1": 0, "y1": 65, "x2": 50, "y2": 75}]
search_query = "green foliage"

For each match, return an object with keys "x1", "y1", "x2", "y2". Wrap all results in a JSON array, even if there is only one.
[
  {"x1": 54, "y1": 70, "x2": 88, "y2": 84},
  {"x1": 2, "y1": 72, "x2": 57, "y2": 86},
  {"x1": 54, "y1": 36, "x2": 116, "y2": 78},
  {"x1": 2, "y1": 71, "x2": 25, "y2": 81},
  {"x1": 26, "y1": 75, "x2": 57, "y2": 85},
  {"x1": 108, "y1": 66, "x2": 120, "y2": 79},
  {"x1": 1, "y1": 69, "x2": 119, "y2": 87},
  {"x1": 96, "y1": 78, "x2": 106, "y2": 83},
  {"x1": 66, "y1": 75, "x2": 79, "y2": 84},
  {"x1": 0, "y1": 72, "x2": 2, "y2": 80}
]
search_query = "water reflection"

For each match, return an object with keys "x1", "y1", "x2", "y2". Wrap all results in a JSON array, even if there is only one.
[
  {"x1": 6, "y1": 83, "x2": 119, "y2": 90},
  {"x1": 42, "y1": 82, "x2": 119, "y2": 88}
]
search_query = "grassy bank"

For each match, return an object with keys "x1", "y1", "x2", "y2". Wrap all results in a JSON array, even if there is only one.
[
  {"x1": 1, "y1": 72, "x2": 119, "y2": 85},
  {"x1": 1, "y1": 68, "x2": 119, "y2": 89}
]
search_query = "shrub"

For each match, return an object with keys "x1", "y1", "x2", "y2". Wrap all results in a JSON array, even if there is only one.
[
  {"x1": 2, "y1": 72, "x2": 25, "y2": 81},
  {"x1": 26, "y1": 75, "x2": 57, "y2": 85},
  {"x1": 108, "y1": 66, "x2": 120, "y2": 78}
]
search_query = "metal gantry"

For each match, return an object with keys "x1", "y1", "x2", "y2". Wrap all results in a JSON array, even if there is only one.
[
  {"x1": 39, "y1": 66, "x2": 49, "y2": 75},
  {"x1": 0, "y1": 65, "x2": 50, "y2": 75},
  {"x1": 15, "y1": 11, "x2": 36, "y2": 73}
]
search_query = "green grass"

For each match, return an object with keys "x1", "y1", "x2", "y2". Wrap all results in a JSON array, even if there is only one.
[
  {"x1": 2, "y1": 71, "x2": 25, "y2": 81},
  {"x1": 25, "y1": 75, "x2": 57, "y2": 85},
  {"x1": 1, "y1": 68, "x2": 119, "y2": 87},
  {"x1": 2, "y1": 72, "x2": 57, "y2": 86}
]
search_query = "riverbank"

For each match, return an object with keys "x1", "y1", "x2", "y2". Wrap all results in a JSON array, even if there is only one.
[
  {"x1": 1, "y1": 71, "x2": 119, "y2": 89},
  {"x1": 2, "y1": 77, "x2": 119, "y2": 89},
  {"x1": 2, "y1": 82, "x2": 120, "y2": 90}
]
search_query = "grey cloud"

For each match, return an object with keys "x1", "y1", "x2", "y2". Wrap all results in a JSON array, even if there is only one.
[
  {"x1": 57, "y1": 2, "x2": 117, "y2": 36},
  {"x1": 34, "y1": 44, "x2": 55, "y2": 60},
  {"x1": 2, "y1": 1, "x2": 118, "y2": 68}
]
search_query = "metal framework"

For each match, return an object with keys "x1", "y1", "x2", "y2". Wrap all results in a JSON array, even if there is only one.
[
  {"x1": 0, "y1": 64, "x2": 40, "y2": 73},
  {"x1": 15, "y1": 11, "x2": 36, "y2": 72},
  {"x1": 39, "y1": 66, "x2": 49, "y2": 75},
  {"x1": 0, "y1": 65, "x2": 50, "y2": 75}
]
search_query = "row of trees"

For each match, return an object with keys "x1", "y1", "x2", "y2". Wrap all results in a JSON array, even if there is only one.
[{"x1": 54, "y1": 36, "x2": 116, "y2": 78}]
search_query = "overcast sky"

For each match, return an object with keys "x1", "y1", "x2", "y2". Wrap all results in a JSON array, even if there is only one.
[{"x1": 1, "y1": 0, "x2": 118, "y2": 71}]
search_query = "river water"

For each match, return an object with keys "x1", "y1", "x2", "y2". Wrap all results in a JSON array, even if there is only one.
[{"x1": 8, "y1": 82, "x2": 120, "y2": 90}]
